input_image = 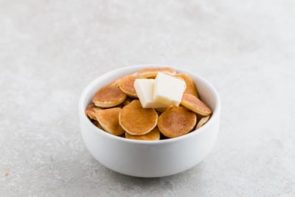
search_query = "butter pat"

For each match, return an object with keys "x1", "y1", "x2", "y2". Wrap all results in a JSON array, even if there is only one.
[
  {"x1": 134, "y1": 73, "x2": 186, "y2": 108},
  {"x1": 153, "y1": 73, "x2": 186, "y2": 106},
  {"x1": 134, "y1": 79, "x2": 167, "y2": 108}
]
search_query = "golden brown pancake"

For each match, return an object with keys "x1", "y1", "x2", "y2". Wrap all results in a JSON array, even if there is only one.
[
  {"x1": 181, "y1": 94, "x2": 212, "y2": 116},
  {"x1": 125, "y1": 127, "x2": 160, "y2": 141},
  {"x1": 92, "y1": 83, "x2": 127, "y2": 108},
  {"x1": 95, "y1": 107, "x2": 125, "y2": 136},
  {"x1": 136, "y1": 67, "x2": 177, "y2": 78},
  {"x1": 118, "y1": 75, "x2": 138, "y2": 97},
  {"x1": 85, "y1": 103, "x2": 99, "y2": 120},
  {"x1": 158, "y1": 106, "x2": 197, "y2": 138},
  {"x1": 196, "y1": 116, "x2": 210, "y2": 129},
  {"x1": 176, "y1": 73, "x2": 199, "y2": 97},
  {"x1": 119, "y1": 100, "x2": 158, "y2": 135}
]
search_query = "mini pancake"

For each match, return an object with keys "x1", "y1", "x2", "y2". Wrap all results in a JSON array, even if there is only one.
[
  {"x1": 95, "y1": 107, "x2": 125, "y2": 136},
  {"x1": 158, "y1": 106, "x2": 197, "y2": 138},
  {"x1": 92, "y1": 83, "x2": 127, "y2": 108},
  {"x1": 181, "y1": 94, "x2": 212, "y2": 116},
  {"x1": 196, "y1": 116, "x2": 210, "y2": 129},
  {"x1": 125, "y1": 127, "x2": 160, "y2": 141},
  {"x1": 85, "y1": 103, "x2": 99, "y2": 120},
  {"x1": 119, "y1": 100, "x2": 158, "y2": 135},
  {"x1": 136, "y1": 67, "x2": 177, "y2": 78},
  {"x1": 118, "y1": 75, "x2": 138, "y2": 97},
  {"x1": 176, "y1": 73, "x2": 199, "y2": 97}
]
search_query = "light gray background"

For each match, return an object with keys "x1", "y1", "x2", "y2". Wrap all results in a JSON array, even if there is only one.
[{"x1": 1, "y1": 0, "x2": 295, "y2": 196}]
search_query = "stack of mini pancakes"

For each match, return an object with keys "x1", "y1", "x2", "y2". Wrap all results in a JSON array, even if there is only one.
[{"x1": 86, "y1": 67, "x2": 212, "y2": 141}]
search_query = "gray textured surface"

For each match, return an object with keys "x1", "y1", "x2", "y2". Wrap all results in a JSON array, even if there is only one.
[{"x1": 1, "y1": 0, "x2": 295, "y2": 196}]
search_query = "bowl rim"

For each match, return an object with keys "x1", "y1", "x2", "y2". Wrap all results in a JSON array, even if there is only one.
[{"x1": 79, "y1": 64, "x2": 221, "y2": 144}]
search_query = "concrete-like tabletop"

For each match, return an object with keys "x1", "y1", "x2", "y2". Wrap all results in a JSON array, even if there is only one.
[{"x1": 1, "y1": 0, "x2": 294, "y2": 196}]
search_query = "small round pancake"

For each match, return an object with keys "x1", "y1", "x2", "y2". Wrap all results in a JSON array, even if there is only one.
[
  {"x1": 95, "y1": 107, "x2": 125, "y2": 136},
  {"x1": 158, "y1": 106, "x2": 197, "y2": 138},
  {"x1": 181, "y1": 94, "x2": 212, "y2": 116},
  {"x1": 136, "y1": 67, "x2": 177, "y2": 78},
  {"x1": 196, "y1": 116, "x2": 210, "y2": 129},
  {"x1": 85, "y1": 103, "x2": 96, "y2": 120},
  {"x1": 176, "y1": 73, "x2": 199, "y2": 97},
  {"x1": 92, "y1": 84, "x2": 127, "y2": 108},
  {"x1": 125, "y1": 127, "x2": 160, "y2": 141},
  {"x1": 118, "y1": 75, "x2": 138, "y2": 97},
  {"x1": 85, "y1": 103, "x2": 99, "y2": 120},
  {"x1": 119, "y1": 100, "x2": 158, "y2": 135}
]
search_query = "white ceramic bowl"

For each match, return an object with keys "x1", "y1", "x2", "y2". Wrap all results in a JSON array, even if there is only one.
[{"x1": 79, "y1": 65, "x2": 221, "y2": 178}]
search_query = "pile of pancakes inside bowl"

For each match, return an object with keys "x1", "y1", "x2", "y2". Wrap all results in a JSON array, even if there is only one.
[{"x1": 85, "y1": 67, "x2": 212, "y2": 141}]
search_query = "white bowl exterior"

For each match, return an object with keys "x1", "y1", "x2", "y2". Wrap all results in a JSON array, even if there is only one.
[{"x1": 79, "y1": 65, "x2": 221, "y2": 177}]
